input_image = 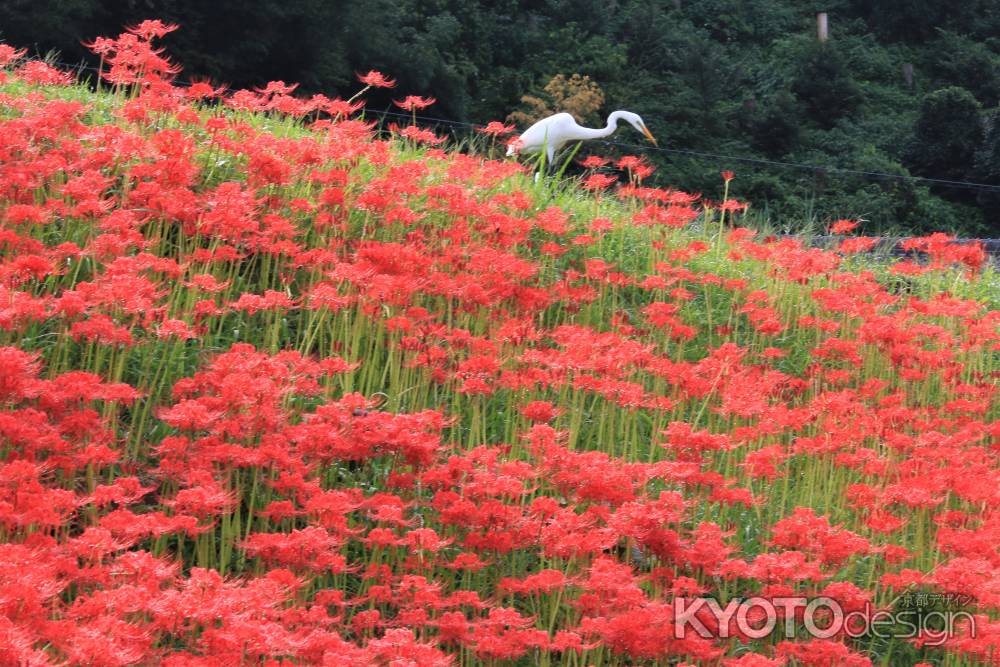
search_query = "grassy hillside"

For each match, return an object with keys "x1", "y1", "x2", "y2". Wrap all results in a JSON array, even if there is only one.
[{"x1": 1, "y1": 28, "x2": 999, "y2": 666}]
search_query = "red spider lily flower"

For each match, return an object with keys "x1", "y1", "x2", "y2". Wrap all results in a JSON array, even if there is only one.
[
  {"x1": 165, "y1": 481, "x2": 236, "y2": 518},
  {"x1": 83, "y1": 35, "x2": 117, "y2": 56},
  {"x1": 829, "y1": 218, "x2": 860, "y2": 234},
  {"x1": 69, "y1": 315, "x2": 135, "y2": 347},
  {"x1": 242, "y1": 527, "x2": 347, "y2": 572},
  {"x1": 499, "y1": 569, "x2": 567, "y2": 596},
  {"x1": 404, "y1": 527, "x2": 452, "y2": 554},
  {"x1": 154, "y1": 318, "x2": 198, "y2": 340},
  {"x1": 741, "y1": 444, "x2": 788, "y2": 480},
  {"x1": 581, "y1": 155, "x2": 611, "y2": 169},
  {"x1": 184, "y1": 79, "x2": 225, "y2": 99},
  {"x1": 581, "y1": 173, "x2": 618, "y2": 191},
  {"x1": 318, "y1": 96, "x2": 363, "y2": 118},
  {"x1": 901, "y1": 234, "x2": 988, "y2": 273},
  {"x1": 357, "y1": 70, "x2": 396, "y2": 88},
  {"x1": 0, "y1": 45, "x2": 27, "y2": 67},
  {"x1": 255, "y1": 80, "x2": 299, "y2": 96},
  {"x1": 770, "y1": 507, "x2": 871, "y2": 566},
  {"x1": 391, "y1": 124, "x2": 446, "y2": 145},
  {"x1": 633, "y1": 163, "x2": 655, "y2": 181},
  {"x1": 882, "y1": 544, "x2": 912, "y2": 564},
  {"x1": 662, "y1": 421, "x2": 731, "y2": 458},
  {"x1": 393, "y1": 95, "x2": 436, "y2": 111},
  {"x1": 478, "y1": 121, "x2": 515, "y2": 136},
  {"x1": 520, "y1": 400, "x2": 563, "y2": 423},
  {"x1": 87, "y1": 477, "x2": 156, "y2": 508},
  {"x1": 722, "y1": 655, "x2": 787, "y2": 666},
  {"x1": 719, "y1": 198, "x2": 748, "y2": 213},
  {"x1": 866, "y1": 510, "x2": 908, "y2": 534},
  {"x1": 837, "y1": 236, "x2": 879, "y2": 254},
  {"x1": 445, "y1": 552, "x2": 490, "y2": 571},
  {"x1": 616, "y1": 155, "x2": 645, "y2": 171},
  {"x1": 15, "y1": 61, "x2": 72, "y2": 86},
  {"x1": 126, "y1": 20, "x2": 180, "y2": 40},
  {"x1": 721, "y1": 170, "x2": 735, "y2": 182},
  {"x1": 776, "y1": 639, "x2": 873, "y2": 666}
]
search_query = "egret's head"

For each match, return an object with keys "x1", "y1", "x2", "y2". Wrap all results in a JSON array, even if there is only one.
[
  {"x1": 621, "y1": 112, "x2": 657, "y2": 146},
  {"x1": 505, "y1": 137, "x2": 524, "y2": 157}
]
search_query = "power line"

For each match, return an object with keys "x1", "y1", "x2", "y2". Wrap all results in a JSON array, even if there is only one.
[
  {"x1": 11, "y1": 57, "x2": 1000, "y2": 255},
  {"x1": 21, "y1": 56, "x2": 1000, "y2": 195},
  {"x1": 596, "y1": 140, "x2": 1000, "y2": 193},
  {"x1": 368, "y1": 108, "x2": 1000, "y2": 194}
]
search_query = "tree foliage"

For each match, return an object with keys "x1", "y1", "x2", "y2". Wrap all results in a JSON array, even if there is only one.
[
  {"x1": 508, "y1": 74, "x2": 606, "y2": 126},
  {"x1": 907, "y1": 87, "x2": 984, "y2": 186}
]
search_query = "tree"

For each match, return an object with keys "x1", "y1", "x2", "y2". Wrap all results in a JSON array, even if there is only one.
[
  {"x1": 507, "y1": 74, "x2": 606, "y2": 126},
  {"x1": 925, "y1": 31, "x2": 1000, "y2": 107},
  {"x1": 906, "y1": 87, "x2": 983, "y2": 186},
  {"x1": 974, "y1": 107, "x2": 1000, "y2": 228},
  {"x1": 747, "y1": 91, "x2": 801, "y2": 157},
  {"x1": 851, "y1": 0, "x2": 952, "y2": 42},
  {"x1": 790, "y1": 42, "x2": 861, "y2": 129}
]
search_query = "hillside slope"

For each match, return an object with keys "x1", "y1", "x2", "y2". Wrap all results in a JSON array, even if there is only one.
[
  {"x1": 1, "y1": 27, "x2": 999, "y2": 666},
  {"x1": 5, "y1": 1, "x2": 1000, "y2": 234}
]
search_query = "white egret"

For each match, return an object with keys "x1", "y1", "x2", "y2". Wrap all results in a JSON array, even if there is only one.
[{"x1": 506, "y1": 110, "x2": 657, "y2": 165}]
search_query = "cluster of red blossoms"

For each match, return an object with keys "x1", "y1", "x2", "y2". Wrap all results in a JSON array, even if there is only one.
[{"x1": 0, "y1": 21, "x2": 998, "y2": 667}]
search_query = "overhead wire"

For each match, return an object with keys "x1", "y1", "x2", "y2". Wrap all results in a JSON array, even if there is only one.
[
  {"x1": 5, "y1": 55, "x2": 1000, "y2": 254},
  {"x1": 17, "y1": 56, "x2": 1000, "y2": 200}
]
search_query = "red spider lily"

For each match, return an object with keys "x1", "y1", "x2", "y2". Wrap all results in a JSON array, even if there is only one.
[
  {"x1": 393, "y1": 95, "x2": 436, "y2": 112},
  {"x1": 478, "y1": 121, "x2": 515, "y2": 136},
  {"x1": 126, "y1": 19, "x2": 180, "y2": 40},
  {"x1": 580, "y1": 155, "x2": 611, "y2": 169},
  {"x1": 183, "y1": 79, "x2": 225, "y2": 99},
  {"x1": 616, "y1": 155, "x2": 646, "y2": 171},
  {"x1": 391, "y1": 123, "x2": 446, "y2": 145},
  {"x1": 0, "y1": 45, "x2": 27, "y2": 67},
  {"x1": 776, "y1": 639, "x2": 873, "y2": 666},
  {"x1": 357, "y1": 70, "x2": 396, "y2": 88},
  {"x1": 829, "y1": 218, "x2": 860, "y2": 234},
  {"x1": 255, "y1": 80, "x2": 298, "y2": 96},
  {"x1": 85, "y1": 27, "x2": 182, "y2": 86},
  {"x1": 242, "y1": 527, "x2": 348, "y2": 572},
  {"x1": 317, "y1": 96, "x2": 363, "y2": 118},
  {"x1": 719, "y1": 198, "x2": 748, "y2": 213},
  {"x1": 581, "y1": 173, "x2": 618, "y2": 191},
  {"x1": 521, "y1": 400, "x2": 561, "y2": 423},
  {"x1": 15, "y1": 61, "x2": 72, "y2": 86},
  {"x1": 838, "y1": 236, "x2": 879, "y2": 254}
]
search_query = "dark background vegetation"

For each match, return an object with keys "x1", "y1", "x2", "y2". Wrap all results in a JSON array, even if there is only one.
[{"x1": 3, "y1": 0, "x2": 1000, "y2": 235}]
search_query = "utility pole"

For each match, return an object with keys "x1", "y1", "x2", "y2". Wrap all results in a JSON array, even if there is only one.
[{"x1": 817, "y1": 12, "x2": 829, "y2": 42}]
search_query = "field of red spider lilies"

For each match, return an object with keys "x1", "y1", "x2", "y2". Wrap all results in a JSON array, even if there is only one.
[{"x1": 1, "y1": 21, "x2": 999, "y2": 667}]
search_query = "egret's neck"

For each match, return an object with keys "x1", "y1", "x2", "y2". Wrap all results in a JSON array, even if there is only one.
[
  {"x1": 573, "y1": 111, "x2": 628, "y2": 140},
  {"x1": 605, "y1": 110, "x2": 629, "y2": 133}
]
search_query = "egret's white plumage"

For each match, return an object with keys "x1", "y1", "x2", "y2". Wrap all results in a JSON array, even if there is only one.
[{"x1": 507, "y1": 110, "x2": 657, "y2": 163}]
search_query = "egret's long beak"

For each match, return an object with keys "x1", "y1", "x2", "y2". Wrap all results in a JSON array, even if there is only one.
[{"x1": 641, "y1": 124, "x2": 657, "y2": 146}]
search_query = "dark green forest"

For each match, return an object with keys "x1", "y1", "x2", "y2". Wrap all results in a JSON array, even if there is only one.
[{"x1": 4, "y1": 0, "x2": 1000, "y2": 235}]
